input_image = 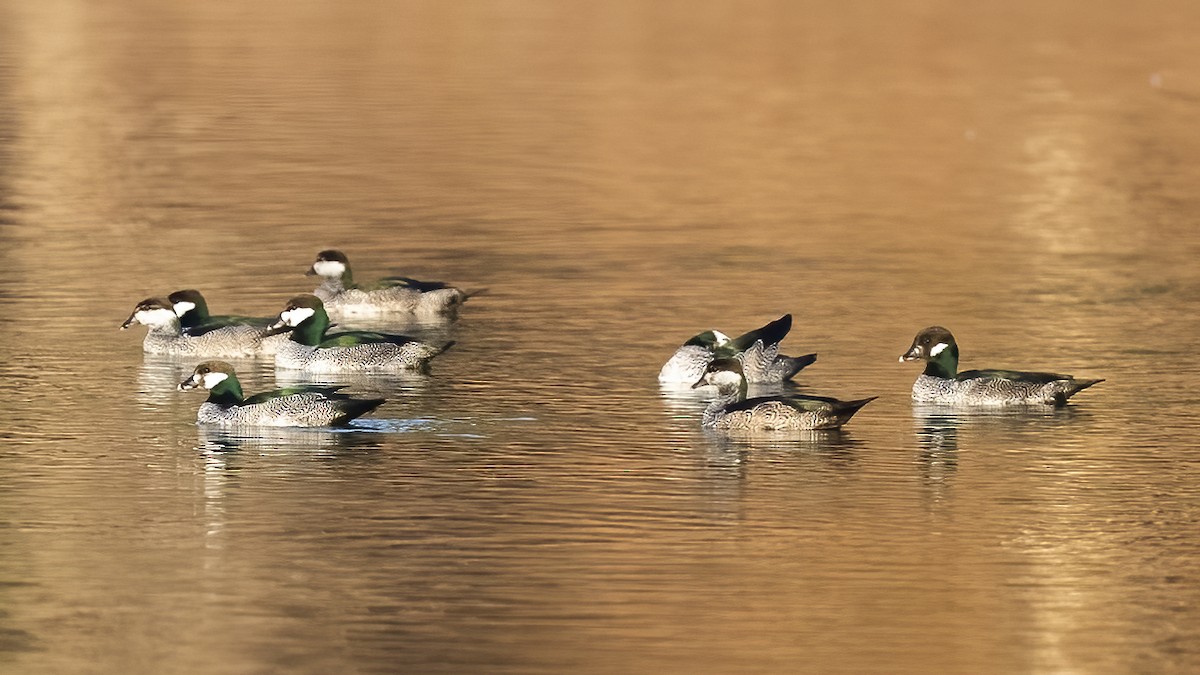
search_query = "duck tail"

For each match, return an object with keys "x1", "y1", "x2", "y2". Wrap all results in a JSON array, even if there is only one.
[
  {"x1": 780, "y1": 353, "x2": 817, "y2": 381},
  {"x1": 332, "y1": 398, "x2": 386, "y2": 425},
  {"x1": 1068, "y1": 378, "x2": 1104, "y2": 397},
  {"x1": 834, "y1": 396, "x2": 877, "y2": 426}
]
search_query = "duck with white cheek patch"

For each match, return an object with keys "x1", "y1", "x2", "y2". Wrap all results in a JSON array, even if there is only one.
[
  {"x1": 178, "y1": 360, "x2": 385, "y2": 427},
  {"x1": 306, "y1": 249, "x2": 482, "y2": 321},
  {"x1": 266, "y1": 294, "x2": 454, "y2": 373},
  {"x1": 121, "y1": 297, "x2": 278, "y2": 358},
  {"x1": 899, "y1": 325, "x2": 1103, "y2": 406}
]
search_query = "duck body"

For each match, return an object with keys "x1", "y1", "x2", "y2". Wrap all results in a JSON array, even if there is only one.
[
  {"x1": 659, "y1": 315, "x2": 816, "y2": 385},
  {"x1": 269, "y1": 294, "x2": 453, "y2": 373},
  {"x1": 122, "y1": 298, "x2": 276, "y2": 358},
  {"x1": 180, "y1": 361, "x2": 384, "y2": 427},
  {"x1": 698, "y1": 358, "x2": 874, "y2": 431},
  {"x1": 658, "y1": 330, "x2": 731, "y2": 384},
  {"x1": 169, "y1": 289, "x2": 288, "y2": 355},
  {"x1": 308, "y1": 250, "x2": 473, "y2": 320},
  {"x1": 901, "y1": 326, "x2": 1103, "y2": 406}
]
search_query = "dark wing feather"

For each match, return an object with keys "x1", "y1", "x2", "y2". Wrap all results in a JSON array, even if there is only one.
[
  {"x1": 242, "y1": 386, "x2": 348, "y2": 405},
  {"x1": 318, "y1": 330, "x2": 417, "y2": 348},
  {"x1": 957, "y1": 369, "x2": 1069, "y2": 384},
  {"x1": 357, "y1": 276, "x2": 450, "y2": 292},
  {"x1": 724, "y1": 314, "x2": 792, "y2": 354}
]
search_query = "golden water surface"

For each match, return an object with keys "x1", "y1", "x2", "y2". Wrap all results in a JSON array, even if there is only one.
[{"x1": 1, "y1": 1, "x2": 1198, "y2": 672}]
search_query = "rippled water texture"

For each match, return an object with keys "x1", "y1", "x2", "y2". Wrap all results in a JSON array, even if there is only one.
[{"x1": 1, "y1": 1, "x2": 1199, "y2": 672}]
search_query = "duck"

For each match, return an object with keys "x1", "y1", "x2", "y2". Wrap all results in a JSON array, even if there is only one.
[
  {"x1": 659, "y1": 314, "x2": 816, "y2": 385},
  {"x1": 306, "y1": 249, "x2": 477, "y2": 320},
  {"x1": 178, "y1": 360, "x2": 385, "y2": 426},
  {"x1": 899, "y1": 326, "x2": 1104, "y2": 406},
  {"x1": 266, "y1": 294, "x2": 454, "y2": 373},
  {"x1": 121, "y1": 297, "x2": 277, "y2": 358},
  {"x1": 695, "y1": 358, "x2": 875, "y2": 431},
  {"x1": 168, "y1": 289, "x2": 289, "y2": 355}
]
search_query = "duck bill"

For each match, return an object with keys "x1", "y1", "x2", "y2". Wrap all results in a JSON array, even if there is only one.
[
  {"x1": 899, "y1": 345, "x2": 922, "y2": 363},
  {"x1": 691, "y1": 377, "x2": 710, "y2": 389},
  {"x1": 120, "y1": 311, "x2": 139, "y2": 330},
  {"x1": 262, "y1": 319, "x2": 292, "y2": 337},
  {"x1": 178, "y1": 374, "x2": 201, "y2": 391},
  {"x1": 305, "y1": 265, "x2": 318, "y2": 277}
]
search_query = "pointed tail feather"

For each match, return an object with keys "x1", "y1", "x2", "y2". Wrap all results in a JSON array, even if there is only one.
[
  {"x1": 833, "y1": 396, "x2": 877, "y2": 426},
  {"x1": 332, "y1": 398, "x2": 386, "y2": 425},
  {"x1": 779, "y1": 353, "x2": 817, "y2": 381},
  {"x1": 1067, "y1": 378, "x2": 1104, "y2": 397}
]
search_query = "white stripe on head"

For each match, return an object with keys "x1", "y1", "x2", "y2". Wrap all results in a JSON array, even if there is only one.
[
  {"x1": 201, "y1": 371, "x2": 229, "y2": 389},
  {"x1": 172, "y1": 300, "x2": 196, "y2": 317},
  {"x1": 311, "y1": 260, "x2": 346, "y2": 278},
  {"x1": 712, "y1": 330, "x2": 732, "y2": 346},
  {"x1": 280, "y1": 307, "x2": 316, "y2": 327},
  {"x1": 930, "y1": 342, "x2": 949, "y2": 357},
  {"x1": 136, "y1": 308, "x2": 178, "y2": 327}
]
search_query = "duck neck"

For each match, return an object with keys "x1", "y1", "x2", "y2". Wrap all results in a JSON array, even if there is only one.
[
  {"x1": 149, "y1": 316, "x2": 184, "y2": 336},
  {"x1": 288, "y1": 313, "x2": 331, "y2": 346},
  {"x1": 703, "y1": 381, "x2": 746, "y2": 427},
  {"x1": 924, "y1": 344, "x2": 959, "y2": 379},
  {"x1": 205, "y1": 376, "x2": 245, "y2": 407},
  {"x1": 320, "y1": 267, "x2": 354, "y2": 292}
]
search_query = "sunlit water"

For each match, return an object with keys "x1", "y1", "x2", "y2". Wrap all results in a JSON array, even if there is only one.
[{"x1": 1, "y1": 1, "x2": 1199, "y2": 672}]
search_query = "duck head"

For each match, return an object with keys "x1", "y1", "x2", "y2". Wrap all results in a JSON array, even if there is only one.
[
  {"x1": 168, "y1": 289, "x2": 210, "y2": 321},
  {"x1": 694, "y1": 357, "x2": 749, "y2": 397},
  {"x1": 306, "y1": 249, "x2": 351, "y2": 280},
  {"x1": 121, "y1": 297, "x2": 177, "y2": 330},
  {"x1": 900, "y1": 326, "x2": 959, "y2": 378},
  {"x1": 265, "y1": 294, "x2": 331, "y2": 343}
]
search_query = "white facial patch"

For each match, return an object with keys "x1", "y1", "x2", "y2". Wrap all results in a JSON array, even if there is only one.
[
  {"x1": 311, "y1": 260, "x2": 345, "y2": 278},
  {"x1": 136, "y1": 308, "x2": 177, "y2": 326},
  {"x1": 712, "y1": 331, "x2": 732, "y2": 347},
  {"x1": 280, "y1": 307, "x2": 316, "y2": 326},
  {"x1": 930, "y1": 342, "x2": 949, "y2": 357},
  {"x1": 201, "y1": 371, "x2": 229, "y2": 389},
  {"x1": 172, "y1": 301, "x2": 196, "y2": 317},
  {"x1": 708, "y1": 370, "x2": 743, "y2": 388}
]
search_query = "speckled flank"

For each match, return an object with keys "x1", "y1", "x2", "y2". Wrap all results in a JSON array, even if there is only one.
[
  {"x1": 703, "y1": 391, "x2": 871, "y2": 431},
  {"x1": 314, "y1": 280, "x2": 467, "y2": 319},
  {"x1": 140, "y1": 321, "x2": 282, "y2": 358},
  {"x1": 911, "y1": 374, "x2": 1102, "y2": 406},
  {"x1": 196, "y1": 394, "x2": 381, "y2": 426},
  {"x1": 274, "y1": 338, "x2": 448, "y2": 373}
]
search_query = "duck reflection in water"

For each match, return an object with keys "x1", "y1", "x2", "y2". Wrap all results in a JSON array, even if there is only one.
[
  {"x1": 195, "y1": 419, "x2": 425, "y2": 456},
  {"x1": 913, "y1": 405, "x2": 962, "y2": 491}
]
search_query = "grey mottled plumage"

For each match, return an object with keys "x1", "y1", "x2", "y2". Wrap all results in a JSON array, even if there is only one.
[
  {"x1": 900, "y1": 326, "x2": 1103, "y2": 406},
  {"x1": 659, "y1": 315, "x2": 816, "y2": 385},
  {"x1": 307, "y1": 249, "x2": 477, "y2": 320},
  {"x1": 122, "y1": 297, "x2": 279, "y2": 358},
  {"x1": 178, "y1": 361, "x2": 385, "y2": 427},
  {"x1": 268, "y1": 294, "x2": 454, "y2": 373},
  {"x1": 697, "y1": 358, "x2": 874, "y2": 431}
]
